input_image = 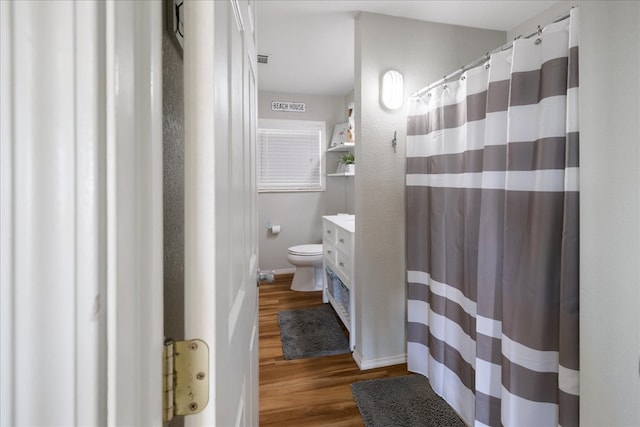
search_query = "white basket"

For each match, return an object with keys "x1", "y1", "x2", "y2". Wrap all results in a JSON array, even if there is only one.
[{"x1": 339, "y1": 282, "x2": 350, "y2": 315}]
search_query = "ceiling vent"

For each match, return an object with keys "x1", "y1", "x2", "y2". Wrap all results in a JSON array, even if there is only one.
[{"x1": 257, "y1": 54, "x2": 269, "y2": 64}]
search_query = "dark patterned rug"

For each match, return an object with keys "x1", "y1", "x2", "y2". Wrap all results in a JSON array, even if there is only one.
[
  {"x1": 351, "y1": 374, "x2": 465, "y2": 427},
  {"x1": 277, "y1": 305, "x2": 350, "y2": 360}
]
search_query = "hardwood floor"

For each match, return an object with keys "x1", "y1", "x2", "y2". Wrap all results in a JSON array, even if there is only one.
[{"x1": 259, "y1": 275, "x2": 409, "y2": 426}]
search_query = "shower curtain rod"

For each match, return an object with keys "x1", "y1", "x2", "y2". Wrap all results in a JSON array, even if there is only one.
[{"x1": 411, "y1": 7, "x2": 575, "y2": 98}]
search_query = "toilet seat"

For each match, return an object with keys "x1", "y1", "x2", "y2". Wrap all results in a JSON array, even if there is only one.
[{"x1": 288, "y1": 244, "x2": 322, "y2": 256}]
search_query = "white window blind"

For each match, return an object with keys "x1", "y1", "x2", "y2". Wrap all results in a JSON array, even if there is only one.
[{"x1": 257, "y1": 119, "x2": 325, "y2": 192}]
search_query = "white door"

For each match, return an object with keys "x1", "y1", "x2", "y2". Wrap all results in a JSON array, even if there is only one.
[{"x1": 184, "y1": 1, "x2": 259, "y2": 426}]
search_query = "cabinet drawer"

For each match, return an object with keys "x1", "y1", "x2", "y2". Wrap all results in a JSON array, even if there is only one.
[
  {"x1": 335, "y1": 249, "x2": 351, "y2": 283},
  {"x1": 335, "y1": 227, "x2": 352, "y2": 251},
  {"x1": 323, "y1": 221, "x2": 337, "y2": 244},
  {"x1": 323, "y1": 241, "x2": 336, "y2": 265}
]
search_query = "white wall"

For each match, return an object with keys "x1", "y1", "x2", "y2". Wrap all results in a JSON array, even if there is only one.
[
  {"x1": 579, "y1": 2, "x2": 640, "y2": 425},
  {"x1": 507, "y1": 1, "x2": 575, "y2": 41},
  {"x1": 354, "y1": 12, "x2": 505, "y2": 364},
  {"x1": 162, "y1": 0, "x2": 185, "y2": 350},
  {"x1": 258, "y1": 90, "x2": 352, "y2": 271}
]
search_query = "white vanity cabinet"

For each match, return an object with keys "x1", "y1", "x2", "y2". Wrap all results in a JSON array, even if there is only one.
[{"x1": 322, "y1": 215, "x2": 355, "y2": 350}]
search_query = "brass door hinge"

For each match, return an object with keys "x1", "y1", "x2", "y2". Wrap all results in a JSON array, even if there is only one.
[{"x1": 163, "y1": 339, "x2": 209, "y2": 422}]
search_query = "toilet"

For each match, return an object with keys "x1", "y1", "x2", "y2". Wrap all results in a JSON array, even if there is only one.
[{"x1": 287, "y1": 244, "x2": 324, "y2": 291}]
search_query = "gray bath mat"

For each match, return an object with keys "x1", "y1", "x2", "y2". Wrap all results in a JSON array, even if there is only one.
[
  {"x1": 277, "y1": 305, "x2": 350, "y2": 360},
  {"x1": 351, "y1": 374, "x2": 465, "y2": 427}
]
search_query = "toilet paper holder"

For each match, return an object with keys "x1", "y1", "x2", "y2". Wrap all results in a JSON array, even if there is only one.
[{"x1": 265, "y1": 220, "x2": 281, "y2": 234}]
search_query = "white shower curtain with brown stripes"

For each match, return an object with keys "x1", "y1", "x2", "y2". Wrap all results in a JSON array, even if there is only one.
[{"x1": 406, "y1": 9, "x2": 579, "y2": 427}]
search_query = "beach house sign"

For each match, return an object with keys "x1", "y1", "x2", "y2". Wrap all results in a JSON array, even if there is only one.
[{"x1": 271, "y1": 101, "x2": 306, "y2": 113}]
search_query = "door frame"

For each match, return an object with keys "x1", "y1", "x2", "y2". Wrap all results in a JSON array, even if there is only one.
[
  {"x1": 1, "y1": 1, "x2": 259, "y2": 424},
  {"x1": 105, "y1": 1, "x2": 163, "y2": 424},
  {"x1": 1, "y1": 1, "x2": 162, "y2": 424}
]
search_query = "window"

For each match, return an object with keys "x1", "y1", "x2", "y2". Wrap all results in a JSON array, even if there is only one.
[{"x1": 257, "y1": 119, "x2": 325, "y2": 192}]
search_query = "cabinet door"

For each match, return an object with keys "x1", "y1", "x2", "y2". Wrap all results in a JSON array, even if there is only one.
[
  {"x1": 335, "y1": 249, "x2": 351, "y2": 284},
  {"x1": 323, "y1": 221, "x2": 337, "y2": 244},
  {"x1": 324, "y1": 240, "x2": 336, "y2": 266},
  {"x1": 335, "y1": 227, "x2": 353, "y2": 253}
]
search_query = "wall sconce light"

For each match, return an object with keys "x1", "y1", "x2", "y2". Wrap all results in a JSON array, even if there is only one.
[{"x1": 381, "y1": 69, "x2": 403, "y2": 110}]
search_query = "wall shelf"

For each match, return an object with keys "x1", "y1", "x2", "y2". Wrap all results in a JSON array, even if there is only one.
[
  {"x1": 327, "y1": 172, "x2": 354, "y2": 177},
  {"x1": 327, "y1": 142, "x2": 355, "y2": 152}
]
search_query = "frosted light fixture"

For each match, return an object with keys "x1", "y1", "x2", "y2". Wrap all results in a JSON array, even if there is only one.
[{"x1": 381, "y1": 70, "x2": 404, "y2": 110}]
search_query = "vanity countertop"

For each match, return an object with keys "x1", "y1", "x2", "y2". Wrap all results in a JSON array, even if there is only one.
[{"x1": 322, "y1": 214, "x2": 355, "y2": 233}]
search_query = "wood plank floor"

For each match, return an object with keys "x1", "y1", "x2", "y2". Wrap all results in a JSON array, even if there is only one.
[{"x1": 259, "y1": 275, "x2": 409, "y2": 426}]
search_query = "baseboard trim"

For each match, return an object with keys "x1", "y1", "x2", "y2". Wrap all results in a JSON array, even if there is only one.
[
  {"x1": 273, "y1": 268, "x2": 295, "y2": 275},
  {"x1": 352, "y1": 350, "x2": 407, "y2": 370}
]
